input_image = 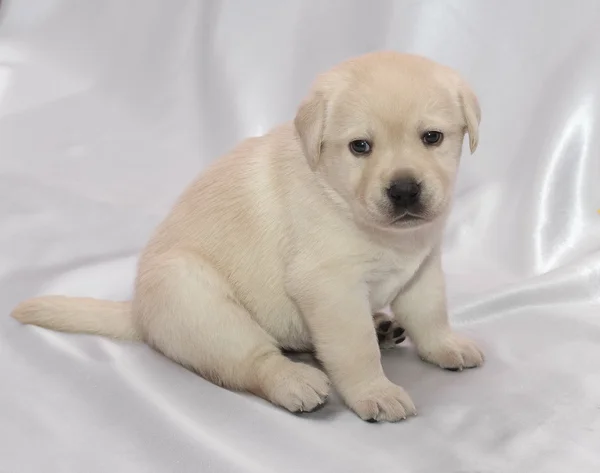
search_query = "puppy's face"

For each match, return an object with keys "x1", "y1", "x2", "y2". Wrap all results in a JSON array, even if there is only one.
[{"x1": 295, "y1": 52, "x2": 480, "y2": 229}]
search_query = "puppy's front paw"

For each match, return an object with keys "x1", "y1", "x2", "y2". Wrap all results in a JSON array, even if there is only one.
[
  {"x1": 418, "y1": 333, "x2": 484, "y2": 371},
  {"x1": 373, "y1": 312, "x2": 406, "y2": 349},
  {"x1": 344, "y1": 379, "x2": 416, "y2": 423}
]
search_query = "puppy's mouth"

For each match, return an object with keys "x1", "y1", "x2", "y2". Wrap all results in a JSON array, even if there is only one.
[{"x1": 391, "y1": 212, "x2": 427, "y2": 225}]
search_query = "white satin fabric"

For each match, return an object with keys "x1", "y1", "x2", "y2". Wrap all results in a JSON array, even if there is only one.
[{"x1": 1, "y1": 1, "x2": 599, "y2": 472}]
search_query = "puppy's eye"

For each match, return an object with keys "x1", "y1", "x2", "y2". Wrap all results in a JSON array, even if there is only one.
[
  {"x1": 349, "y1": 140, "x2": 372, "y2": 156},
  {"x1": 422, "y1": 131, "x2": 443, "y2": 146}
]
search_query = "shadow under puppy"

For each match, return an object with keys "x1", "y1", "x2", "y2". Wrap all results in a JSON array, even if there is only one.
[{"x1": 12, "y1": 51, "x2": 483, "y2": 423}]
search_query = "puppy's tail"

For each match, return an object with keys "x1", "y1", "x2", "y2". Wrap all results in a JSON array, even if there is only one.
[{"x1": 10, "y1": 296, "x2": 142, "y2": 342}]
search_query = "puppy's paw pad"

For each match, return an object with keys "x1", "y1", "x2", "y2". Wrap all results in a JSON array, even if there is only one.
[
  {"x1": 265, "y1": 362, "x2": 331, "y2": 414},
  {"x1": 345, "y1": 379, "x2": 416, "y2": 423},
  {"x1": 373, "y1": 312, "x2": 406, "y2": 349},
  {"x1": 419, "y1": 334, "x2": 484, "y2": 371}
]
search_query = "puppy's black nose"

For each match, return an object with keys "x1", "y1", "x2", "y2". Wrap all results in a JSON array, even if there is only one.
[{"x1": 387, "y1": 178, "x2": 421, "y2": 209}]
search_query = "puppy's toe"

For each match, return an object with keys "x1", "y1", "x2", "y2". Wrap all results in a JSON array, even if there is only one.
[{"x1": 373, "y1": 312, "x2": 407, "y2": 350}]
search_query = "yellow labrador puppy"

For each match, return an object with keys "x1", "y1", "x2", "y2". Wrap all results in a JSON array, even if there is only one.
[{"x1": 11, "y1": 51, "x2": 483, "y2": 422}]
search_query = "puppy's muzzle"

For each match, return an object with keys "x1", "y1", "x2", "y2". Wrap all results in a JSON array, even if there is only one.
[{"x1": 386, "y1": 177, "x2": 422, "y2": 214}]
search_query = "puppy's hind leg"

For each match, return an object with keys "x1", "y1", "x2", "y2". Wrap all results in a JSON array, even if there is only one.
[
  {"x1": 135, "y1": 252, "x2": 330, "y2": 413},
  {"x1": 373, "y1": 312, "x2": 406, "y2": 350}
]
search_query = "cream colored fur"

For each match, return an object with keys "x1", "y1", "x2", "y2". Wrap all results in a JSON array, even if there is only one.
[{"x1": 12, "y1": 51, "x2": 484, "y2": 422}]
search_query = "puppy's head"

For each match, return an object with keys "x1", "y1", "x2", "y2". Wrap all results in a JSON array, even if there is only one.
[{"x1": 294, "y1": 51, "x2": 480, "y2": 229}]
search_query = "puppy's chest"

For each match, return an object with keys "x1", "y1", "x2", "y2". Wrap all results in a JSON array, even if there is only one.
[{"x1": 365, "y1": 251, "x2": 426, "y2": 310}]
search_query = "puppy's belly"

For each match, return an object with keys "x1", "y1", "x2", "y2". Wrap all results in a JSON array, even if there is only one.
[
  {"x1": 248, "y1": 292, "x2": 313, "y2": 351},
  {"x1": 368, "y1": 273, "x2": 408, "y2": 311},
  {"x1": 248, "y1": 278, "x2": 406, "y2": 351}
]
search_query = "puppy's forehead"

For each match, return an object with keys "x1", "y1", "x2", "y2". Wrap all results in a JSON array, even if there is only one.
[
  {"x1": 325, "y1": 54, "x2": 462, "y2": 129},
  {"x1": 350, "y1": 75, "x2": 455, "y2": 114}
]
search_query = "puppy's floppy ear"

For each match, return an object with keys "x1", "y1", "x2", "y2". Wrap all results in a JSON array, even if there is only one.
[
  {"x1": 458, "y1": 82, "x2": 481, "y2": 154},
  {"x1": 294, "y1": 88, "x2": 326, "y2": 170}
]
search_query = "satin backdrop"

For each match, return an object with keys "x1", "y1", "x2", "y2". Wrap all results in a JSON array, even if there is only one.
[{"x1": 1, "y1": 1, "x2": 599, "y2": 472}]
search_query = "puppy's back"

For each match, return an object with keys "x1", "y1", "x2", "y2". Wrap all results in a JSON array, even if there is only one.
[{"x1": 139, "y1": 123, "x2": 305, "y2": 303}]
